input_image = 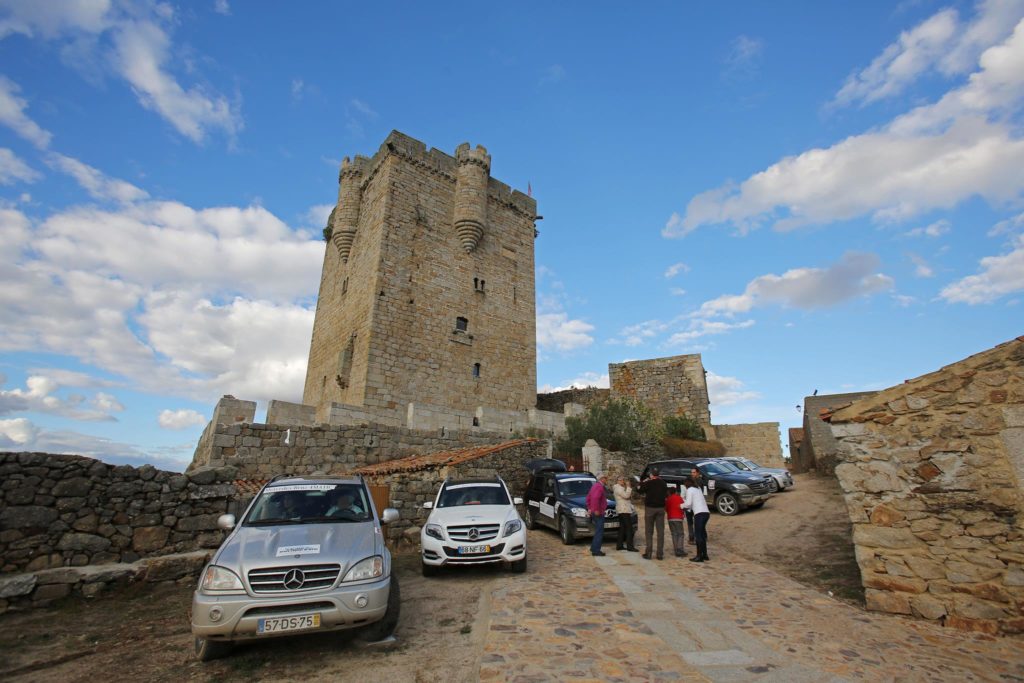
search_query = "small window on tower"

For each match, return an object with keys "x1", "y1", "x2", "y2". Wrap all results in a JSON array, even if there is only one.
[
  {"x1": 341, "y1": 277, "x2": 348, "y2": 295},
  {"x1": 474, "y1": 277, "x2": 485, "y2": 293},
  {"x1": 473, "y1": 363, "x2": 481, "y2": 378},
  {"x1": 456, "y1": 316, "x2": 469, "y2": 333}
]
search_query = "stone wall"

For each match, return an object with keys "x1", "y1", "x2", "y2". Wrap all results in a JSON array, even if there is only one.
[
  {"x1": 355, "y1": 440, "x2": 548, "y2": 543},
  {"x1": 536, "y1": 387, "x2": 610, "y2": 413},
  {"x1": 802, "y1": 392, "x2": 878, "y2": 474},
  {"x1": 829, "y1": 337, "x2": 1024, "y2": 636},
  {"x1": 609, "y1": 354, "x2": 711, "y2": 426},
  {"x1": 303, "y1": 131, "x2": 539, "y2": 421},
  {"x1": 709, "y1": 422, "x2": 785, "y2": 468},
  {"x1": 0, "y1": 452, "x2": 237, "y2": 574},
  {"x1": 788, "y1": 428, "x2": 807, "y2": 473},
  {"x1": 189, "y1": 419, "x2": 527, "y2": 478}
]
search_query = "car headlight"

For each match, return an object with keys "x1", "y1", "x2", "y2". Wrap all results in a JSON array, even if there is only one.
[
  {"x1": 344, "y1": 556, "x2": 384, "y2": 582},
  {"x1": 503, "y1": 519, "x2": 522, "y2": 537},
  {"x1": 571, "y1": 507, "x2": 588, "y2": 518},
  {"x1": 424, "y1": 523, "x2": 445, "y2": 541},
  {"x1": 733, "y1": 484, "x2": 749, "y2": 491},
  {"x1": 200, "y1": 565, "x2": 243, "y2": 592}
]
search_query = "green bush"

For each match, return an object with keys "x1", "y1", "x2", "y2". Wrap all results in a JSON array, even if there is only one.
[
  {"x1": 555, "y1": 397, "x2": 660, "y2": 455},
  {"x1": 323, "y1": 206, "x2": 337, "y2": 242},
  {"x1": 661, "y1": 437, "x2": 725, "y2": 459},
  {"x1": 663, "y1": 414, "x2": 706, "y2": 441}
]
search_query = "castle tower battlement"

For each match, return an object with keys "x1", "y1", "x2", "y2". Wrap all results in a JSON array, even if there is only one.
[{"x1": 303, "y1": 131, "x2": 538, "y2": 423}]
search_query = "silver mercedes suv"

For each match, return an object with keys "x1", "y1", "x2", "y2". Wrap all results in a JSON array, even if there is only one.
[{"x1": 191, "y1": 475, "x2": 400, "y2": 661}]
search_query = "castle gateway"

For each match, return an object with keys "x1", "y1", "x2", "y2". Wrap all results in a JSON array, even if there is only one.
[{"x1": 303, "y1": 131, "x2": 540, "y2": 425}]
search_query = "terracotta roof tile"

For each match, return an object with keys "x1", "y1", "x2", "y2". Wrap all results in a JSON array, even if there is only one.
[
  {"x1": 353, "y1": 439, "x2": 539, "y2": 476},
  {"x1": 233, "y1": 479, "x2": 268, "y2": 495}
]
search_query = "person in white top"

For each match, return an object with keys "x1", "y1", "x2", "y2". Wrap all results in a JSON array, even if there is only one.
[
  {"x1": 612, "y1": 476, "x2": 638, "y2": 552},
  {"x1": 682, "y1": 476, "x2": 711, "y2": 563}
]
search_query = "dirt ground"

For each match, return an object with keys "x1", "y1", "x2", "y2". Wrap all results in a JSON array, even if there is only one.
[{"x1": 0, "y1": 471, "x2": 861, "y2": 681}]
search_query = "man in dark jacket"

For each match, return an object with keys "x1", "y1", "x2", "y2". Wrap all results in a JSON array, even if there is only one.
[{"x1": 639, "y1": 468, "x2": 668, "y2": 560}]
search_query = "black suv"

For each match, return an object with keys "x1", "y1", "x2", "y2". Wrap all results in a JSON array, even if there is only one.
[
  {"x1": 523, "y1": 459, "x2": 618, "y2": 544},
  {"x1": 640, "y1": 458, "x2": 773, "y2": 516}
]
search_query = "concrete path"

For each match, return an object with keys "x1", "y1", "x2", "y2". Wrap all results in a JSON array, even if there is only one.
[{"x1": 478, "y1": 530, "x2": 1023, "y2": 682}]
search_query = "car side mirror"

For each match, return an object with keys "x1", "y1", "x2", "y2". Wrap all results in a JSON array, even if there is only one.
[
  {"x1": 381, "y1": 508, "x2": 400, "y2": 524},
  {"x1": 217, "y1": 514, "x2": 236, "y2": 530},
  {"x1": 513, "y1": 497, "x2": 523, "y2": 505},
  {"x1": 422, "y1": 501, "x2": 433, "y2": 509}
]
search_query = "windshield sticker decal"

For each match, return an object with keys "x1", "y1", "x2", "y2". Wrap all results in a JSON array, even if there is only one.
[
  {"x1": 559, "y1": 477, "x2": 594, "y2": 483},
  {"x1": 267, "y1": 484, "x2": 337, "y2": 493},
  {"x1": 276, "y1": 544, "x2": 321, "y2": 557},
  {"x1": 445, "y1": 482, "x2": 501, "y2": 490}
]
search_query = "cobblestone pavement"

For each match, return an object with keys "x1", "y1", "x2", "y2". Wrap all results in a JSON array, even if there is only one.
[{"x1": 478, "y1": 528, "x2": 1023, "y2": 682}]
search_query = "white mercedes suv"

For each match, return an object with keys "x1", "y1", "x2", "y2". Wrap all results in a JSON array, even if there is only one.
[{"x1": 420, "y1": 477, "x2": 527, "y2": 576}]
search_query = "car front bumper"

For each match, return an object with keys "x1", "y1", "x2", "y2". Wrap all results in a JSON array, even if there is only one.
[
  {"x1": 739, "y1": 492, "x2": 772, "y2": 506},
  {"x1": 569, "y1": 513, "x2": 621, "y2": 538},
  {"x1": 191, "y1": 575, "x2": 391, "y2": 641},
  {"x1": 421, "y1": 529, "x2": 527, "y2": 567}
]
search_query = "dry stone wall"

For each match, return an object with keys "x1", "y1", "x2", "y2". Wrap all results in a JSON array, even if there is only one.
[
  {"x1": 609, "y1": 354, "x2": 711, "y2": 425},
  {"x1": 829, "y1": 337, "x2": 1024, "y2": 636},
  {"x1": 803, "y1": 391, "x2": 878, "y2": 474},
  {"x1": 709, "y1": 422, "x2": 785, "y2": 468},
  {"x1": 0, "y1": 452, "x2": 237, "y2": 575}
]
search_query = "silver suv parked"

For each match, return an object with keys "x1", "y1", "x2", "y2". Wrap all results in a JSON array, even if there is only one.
[
  {"x1": 191, "y1": 476, "x2": 400, "y2": 661},
  {"x1": 721, "y1": 456, "x2": 794, "y2": 493}
]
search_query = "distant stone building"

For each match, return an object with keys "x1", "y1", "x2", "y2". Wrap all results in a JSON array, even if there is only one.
[
  {"x1": 828, "y1": 337, "x2": 1024, "y2": 635},
  {"x1": 303, "y1": 131, "x2": 540, "y2": 429},
  {"x1": 788, "y1": 427, "x2": 805, "y2": 472}
]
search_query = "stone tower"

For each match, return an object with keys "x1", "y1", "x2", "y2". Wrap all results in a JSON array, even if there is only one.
[{"x1": 303, "y1": 131, "x2": 539, "y2": 422}]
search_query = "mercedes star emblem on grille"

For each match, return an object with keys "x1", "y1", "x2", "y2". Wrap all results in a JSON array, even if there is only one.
[
  {"x1": 468, "y1": 527, "x2": 479, "y2": 540},
  {"x1": 283, "y1": 568, "x2": 305, "y2": 590}
]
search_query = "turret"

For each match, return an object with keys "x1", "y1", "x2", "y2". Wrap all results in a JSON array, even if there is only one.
[
  {"x1": 331, "y1": 156, "x2": 366, "y2": 263},
  {"x1": 453, "y1": 142, "x2": 490, "y2": 253}
]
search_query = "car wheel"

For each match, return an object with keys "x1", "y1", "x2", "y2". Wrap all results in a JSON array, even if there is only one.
[
  {"x1": 768, "y1": 478, "x2": 780, "y2": 494},
  {"x1": 511, "y1": 553, "x2": 527, "y2": 573},
  {"x1": 715, "y1": 492, "x2": 739, "y2": 516},
  {"x1": 524, "y1": 508, "x2": 537, "y2": 530},
  {"x1": 558, "y1": 515, "x2": 576, "y2": 545},
  {"x1": 360, "y1": 574, "x2": 401, "y2": 642},
  {"x1": 194, "y1": 636, "x2": 232, "y2": 662},
  {"x1": 421, "y1": 560, "x2": 439, "y2": 577}
]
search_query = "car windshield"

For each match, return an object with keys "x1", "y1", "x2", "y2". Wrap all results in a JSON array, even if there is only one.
[
  {"x1": 245, "y1": 483, "x2": 371, "y2": 525},
  {"x1": 557, "y1": 477, "x2": 597, "y2": 497},
  {"x1": 729, "y1": 459, "x2": 753, "y2": 471},
  {"x1": 742, "y1": 459, "x2": 762, "y2": 469},
  {"x1": 698, "y1": 461, "x2": 736, "y2": 476},
  {"x1": 437, "y1": 483, "x2": 510, "y2": 507}
]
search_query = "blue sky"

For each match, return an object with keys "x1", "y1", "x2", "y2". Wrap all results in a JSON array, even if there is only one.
[{"x1": 1, "y1": 1, "x2": 1022, "y2": 471}]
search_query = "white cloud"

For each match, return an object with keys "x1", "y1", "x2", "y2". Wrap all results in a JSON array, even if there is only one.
[
  {"x1": 669, "y1": 16, "x2": 1024, "y2": 237},
  {"x1": 47, "y1": 152, "x2": 148, "y2": 203},
  {"x1": 213, "y1": 0, "x2": 231, "y2": 16},
  {"x1": 159, "y1": 408, "x2": 207, "y2": 429},
  {"x1": 940, "y1": 233, "x2": 1024, "y2": 303},
  {"x1": 0, "y1": 2, "x2": 241, "y2": 144},
  {"x1": 664, "y1": 262, "x2": 690, "y2": 278},
  {"x1": 670, "y1": 287, "x2": 687, "y2": 297},
  {"x1": 696, "y1": 252, "x2": 894, "y2": 317},
  {"x1": 0, "y1": 75, "x2": 53, "y2": 148},
  {"x1": 0, "y1": 416, "x2": 37, "y2": 446},
  {"x1": 539, "y1": 372, "x2": 609, "y2": 393},
  {"x1": 724, "y1": 35, "x2": 763, "y2": 78},
  {"x1": 908, "y1": 253, "x2": 934, "y2": 277},
  {"x1": 989, "y1": 211, "x2": 1024, "y2": 235},
  {"x1": 349, "y1": 98, "x2": 377, "y2": 118},
  {"x1": 536, "y1": 312, "x2": 594, "y2": 352},
  {"x1": 304, "y1": 203, "x2": 334, "y2": 228},
  {"x1": 706, "y1": 372, "x2": 760, "y2": 406},
  {"x1": 0, "y1": 374, "x2": 123, "y2": 420},
  {"x1": 0, "y1": 147, "x2": 41, "y2": 184},
  {"x1": 667, "y1": 319, "x2": 755, "y2": 346},
  {"x1": 905, "y1": 219, "x2": 951, "y2": 238},
  {"x1": 892, "y1": 293, "x2": 917, "y2": 306},
  {"x1": 539, "y1": 64, "x2": 567, "y2": 85}
]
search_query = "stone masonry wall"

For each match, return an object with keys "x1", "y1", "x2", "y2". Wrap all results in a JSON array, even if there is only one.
[
  {"x1": 709, "y1": 422, "x2": 785, "y2": 468},
  {"x1": 0, "y1": 452, "x2": 237, "y2": 575},
  {"x1": 189, "y1": 420, "x2": 525, "y2": 479},
  {"x1": 829, "y1": 337, "x2": 1024, "y2": 636},
  {"x1": 609, "y1": 354, "x2": 711, "y2": 426},
  {"x1": 803, "y1": 391, "x2": 878, "y2": 474}
]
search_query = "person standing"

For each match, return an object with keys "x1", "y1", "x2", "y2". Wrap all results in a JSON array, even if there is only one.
[
  {"x1": 665, "y1": 484, "x2": 687, "y2": 557},
  {"x1": 612, "y1": 476, "x2": 638, "y2": 552},
  {"x1": 686, "y1": 466, "x2": 705, "y2": 545},
  {"x1": 639, "y1": 468, "x2": 668, "y2": 560},
  {"x1": 682, "y1": 476, "x2": 711, "y2": 562},
  {"x1": 586, "y1": 474, "x2": 609, "y2": 557}
]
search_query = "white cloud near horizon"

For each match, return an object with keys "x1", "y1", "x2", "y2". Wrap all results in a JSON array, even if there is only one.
[
  {"x1": 158, "y1": 408, "x2": 207, "y2": 429},
  {"x1": 667, "y1": 11, "x2": 1024, "y2": 238},
  {"x1": 0, "y1": 374, "x2": 124, "y2": 421},
  {"x1": 905, "y1": 219, "x2": 951, "y2": 238},
  {"x1": 706, "y1": 372, "x2": 760, "y2": 406},
  {"x1": 538, "y1": 371, "x2": 609, "y2": 393},
  {"x1": 940, "y1": 233, "x2": 1024, "y2": 303},
  {"x1": 47, "y1": 152, "x2": 149, "y2": 203}
]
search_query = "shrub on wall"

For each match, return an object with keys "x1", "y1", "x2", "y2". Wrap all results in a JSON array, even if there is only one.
[
  {"x1": 662, "y1": 437, "x2": 725, "y2": 459},
  {"x1": 556, "y1": 397, "x2": 661, "y2": 455},
  {"x1": 663, "y1": 414, "x2": 706, "y2": 441}
]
